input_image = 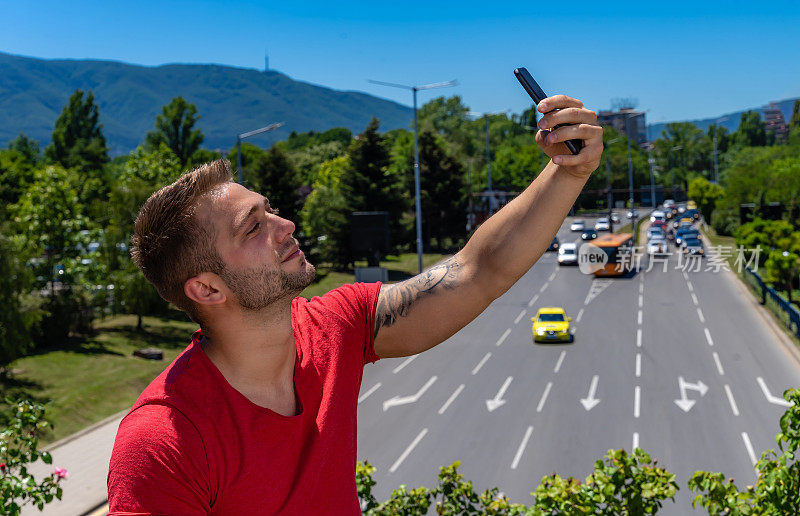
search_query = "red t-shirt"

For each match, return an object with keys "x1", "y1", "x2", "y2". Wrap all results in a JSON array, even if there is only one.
[{"x1": 107, "y1": 282, "x2": 382, "y2": 515}]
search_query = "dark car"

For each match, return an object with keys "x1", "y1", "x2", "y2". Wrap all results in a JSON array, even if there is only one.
[
  {"x1": 548, "y1": 237, "x2": 560, "y2": 251},
  {"x1": 684, "y1": 208, "x2": 701, "y2": 221},
  {"x1": 675, "y1": 227, "x2": 700, "y2": 246},
  {"x1": 581, "y1": 229, "x2": 598, "y2": 240},
  {"x1": 682, "y1": 237, "x2": 704, "y2": 256}
]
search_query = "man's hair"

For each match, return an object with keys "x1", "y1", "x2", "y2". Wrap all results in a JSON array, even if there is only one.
[{"x1": 131, "y1": 159, "x2": 233, "y2": 324}]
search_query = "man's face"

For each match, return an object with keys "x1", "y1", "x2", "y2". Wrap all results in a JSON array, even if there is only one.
[{"x1": 205, "y1": 183, "x2": 315, "y2": 310}]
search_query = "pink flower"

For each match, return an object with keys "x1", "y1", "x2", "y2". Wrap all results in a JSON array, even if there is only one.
[{"x1": 54, "y1": 467, "x2": 69, "y2": 479}]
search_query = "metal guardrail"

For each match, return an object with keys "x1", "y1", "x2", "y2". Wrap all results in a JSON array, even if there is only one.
[{"x1": 744, "y1": 266, "x2": 800, "y2": 339}]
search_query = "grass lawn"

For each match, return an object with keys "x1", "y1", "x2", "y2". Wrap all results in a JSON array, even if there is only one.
[{"x1": 2, "y1": 252, "x2": 448, "y2": 445}]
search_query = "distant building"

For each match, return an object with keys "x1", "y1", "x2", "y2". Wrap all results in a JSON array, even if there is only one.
[
  {"x1": 762, "y1": 102, "x2": 788, "y2": 143},
  {"x1": 597, "y1": 107, "x2": 648, "y2": 147}
]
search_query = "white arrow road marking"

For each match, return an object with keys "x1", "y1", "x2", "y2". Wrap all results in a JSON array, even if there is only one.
[
  {"x1": 704, "y1": 328, "x2": 714, "y2": 346},
  {"x1": 438, "y1": 384, "x2": 465, "y2": 415},
  {"x1": 537, "y1": 381, "x2": 553, "y2": 413},
  {"x1": 392, "y1": 355, "x2": 417, "y2": 374},
  {"x1": 712, "y1": 352, "x2": 725, "y2": 375},
  {"x1": 632, "y1": 432, "x2": 639, "y2": 450},
  {"x1": 553, "y1": 350, "x2": 566, "y2": 373},
  {"x1": 486, "y1": 376, "x2": 513, "y2": 412},
  {"x1": 471, "y1": 352, "x2": 491, "y2": 375},
  {"x1": 741, "y1": 432, "x2": 757, "y2": 466},
  {"x1": 576, "y1": 308, "x2": 584, "y2": 322},
  {"x1": 580, "y1": 375, "x2": 601, "y2": 411},
  {"x1": 514, "y1": 309, "x2": 527, "y2": 325},
  {"x1": 358, "y1": 382, "x2": 382, "y2": 404},
  {"x1": 383, "y1": 376, "x2": 437, "y2": 411},
  {"x1": 636, "y1": 328, "x2": 642, "y2": 348},
  {"x1": 495, "y1": 328, "x2": 512, "y2": 347},
  {"x1": 724, "y1": 384, "x2": 740, "y2": 416},
  {"x1": 757, "y1": 377, "x2": 792, "y2": 407},
  {"x1": 634, "y1": 386, "x2": 641, "y2": 418},
  {"x1": 390, "y1": 428, "x2": 428, "y2": 473},
  {"x1": 528, "y1": 294, "x2": 539, "y2": 307},
  {"x1": 674, "y1": 376, "x2": 708, "y2": 412},
  {"x1": 584, "y1": 279, "x2": 612, "y2": 305},
  {"x1": 511, "y1": 426, "x2": 534, "y2": 470}
]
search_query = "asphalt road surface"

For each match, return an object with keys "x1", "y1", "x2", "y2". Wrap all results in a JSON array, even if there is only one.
[{"x1": 356, "y1": 213, "x2": 800, "y2": 514}]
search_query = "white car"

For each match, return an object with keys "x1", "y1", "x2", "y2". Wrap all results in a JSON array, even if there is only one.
[
  {"x1": 570, "y1": 219, "x2": 586, "y2": 232},
  {"x1": 650, "y1": 210, "x2": 666, "y2": 223},
  {"x1": 594, "y1": 218, "x2": 610, "y2": 231},
  {"x1": 558, "y1": 243, "x2": 578, "y2": 265},
  {"x1": 647, "y1": 238, "x2": 669, "y2": 255},
  {"x1": 662, "y1": 199, "x2": 675, "y2": 209},
  {"x1": 611, "y1": 213, "x2": 621, "y2": 224}
]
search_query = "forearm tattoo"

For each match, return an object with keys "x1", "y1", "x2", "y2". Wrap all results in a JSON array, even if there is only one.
[{"x1": 374, "y1": 256, "x2": 461, "y2": 338}]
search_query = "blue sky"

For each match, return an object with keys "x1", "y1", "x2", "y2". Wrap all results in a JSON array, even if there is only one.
[{"x1": 2, "y1": 1, "x2": 799, "y2": 124}]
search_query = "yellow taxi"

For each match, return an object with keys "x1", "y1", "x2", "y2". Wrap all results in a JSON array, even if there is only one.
[{"x1": 531, "y1": 307, "x2": 574, "y2": 343}]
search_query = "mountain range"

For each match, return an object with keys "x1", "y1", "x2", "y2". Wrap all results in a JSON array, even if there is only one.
[{"x1": 0, "y1": 52, "x2": 413, "y2": 155}]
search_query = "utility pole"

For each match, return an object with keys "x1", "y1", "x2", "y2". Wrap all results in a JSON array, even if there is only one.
[
  {"x1": 369, "y1": 79, "x2": 457, "y2": 274},
  {"x1": 236, "y1": 122, "x2": 285, "y2": 185}
]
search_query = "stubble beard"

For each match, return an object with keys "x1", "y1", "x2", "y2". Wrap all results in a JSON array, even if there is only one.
[{"x1": 220, "y1": 257, "x2": 316, "y2": 311}]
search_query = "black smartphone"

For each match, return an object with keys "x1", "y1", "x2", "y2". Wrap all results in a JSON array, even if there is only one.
[{"x1": 514, "y1": 67, "x2": 582, "y2": 155}]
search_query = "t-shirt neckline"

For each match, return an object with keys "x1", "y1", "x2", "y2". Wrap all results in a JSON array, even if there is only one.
[{"x1": 191, "y1": 299, "x2": 304, "y2": 421}]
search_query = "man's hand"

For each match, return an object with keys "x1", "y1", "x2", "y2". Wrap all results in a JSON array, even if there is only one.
[{"x1": 535, "y1": 95, "x2": 603, "y2": 179}]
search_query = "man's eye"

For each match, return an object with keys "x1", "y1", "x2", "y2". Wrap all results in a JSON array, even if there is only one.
[{"x1": 248, "y1": 223, "x2": 260, "y2": 235}]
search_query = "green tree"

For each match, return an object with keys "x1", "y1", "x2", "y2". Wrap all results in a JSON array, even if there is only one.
[
  {"x1": 733, "y1": 110, "x2": 767, "y2": 147},
  {"x1": 250, "y1": 146, "x2": 302, "y2": 225},
  {"x1": 687, "y1": 177, "x2": 724, "y2": 221},
  {"x1": 45, "y1": 90, "x2": 109, "y2": 173},
  {"x1": 7, "y1": 133, "x2": 40, "y2": 165},
  {"x1": 145, "y1": 97, "x2": 204, "y2": 166},
  {"x1": 765, "y1": 250, "x2": 800, "y2": 302},
  {"x1": 299, "y1": 156, "x2": 351, "y2": 266},
  {"x1": 791, "y1": 100, "x2": 800, "y2": 129}
]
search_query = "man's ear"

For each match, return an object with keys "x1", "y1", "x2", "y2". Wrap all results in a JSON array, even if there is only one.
[{"x1": 184, "y1": 273, "x2": 227, "y2": 306}]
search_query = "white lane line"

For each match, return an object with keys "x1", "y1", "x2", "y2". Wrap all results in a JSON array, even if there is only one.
[
  {"x1": 511, "y1": 426, "x2": 534, "y2": 470},
  {"x1": 358, "y1": 383, "x2": 382, "y2": 404},
  {"x1": 496, "y1": 328, "x2": 512, "y2": 347},
  {"x1": 537, "y1": 382, "x2": 553, "y2": 413},
  {"x1": 704, "y1": 328, "x2": 714, "y2": 346},
  {"x1": 724, "y1": 384, "x2": 740, "y2": 416},
  {"x1": 636, "y1": 328, "x2": 642, "y2": 348},
  {"x1": 635, "y1": 353, "x2": 641, "y2": 377},
  {"x1": 687, "y1": 281, "x2": 694, "y2": 292},
  {"x1": 528, "y1": 294, "x2": 539, "y2": 307},
  {"x1": 712, "y1": 352, "x2": 725, "y2": 375},
  {"x1": 514, "y1": 309, "x2": 527, "y2": 325},
  {"x1": 634, "y1": 386, "x2": 641, "y2": 418},
  {"x1": 438, "y1": 384, "x2": 465, "y2": 415},
  {"x1": 576, "y1": 308, "x2": 584, "y2": 322},
  {"x1": 757, "y1": 377, "x2": 793, "y2": 407},
  {"x1": 540, "y1": 282, "x2": 549, "y2": 293},
  {"x1": 392, "y1": 355, "x2": 417, "y2": 374},
  {"x1": 471, "y1": 352, "x2": 492, "y2": 375},
  {"x1": 683, "y1": 271, "x2": 689, "y2": 280},
  {"x1": 697, "y1": 308, "x2": 706, "y2": 323},
  {"x1": 632, "y1": 432, "x2": 639, "y2": 450},
  {"x1": 390, "y1": 428, "x2": 428, "y2": 473},
  {"x1": 691, "y1": 292, "x2": 699, "y2": 305},
  {"x1": 639, "y1": 283, "x2": 644, "y2": 294},
  {"x1": 549, "y1": 271, "x2": 557, "y2": 282},
  {"x1": 554, "y1": 350, "x2": 566, "y2": 373},
  {"x1": 638, "y1": 294, "x2": 643, "y2": 308},
  {"x1": 637, "y1": 310, "x2": 643, "y2": 325},
  {"x1": 741, "y1": 432, "x2": 757, "y2": 466}
]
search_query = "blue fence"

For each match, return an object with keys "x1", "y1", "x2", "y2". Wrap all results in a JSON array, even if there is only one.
[{"x1": 743, "y1": 266, "x2": 800, "y2": 339}]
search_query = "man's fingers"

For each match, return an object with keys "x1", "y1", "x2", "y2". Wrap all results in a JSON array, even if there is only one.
[
  {"x1": 553, "y1": 141, "x2": 603, "y2": 166},
  {"x1": 539, "y1": 107, "x2": 597, "y2": 130},
  {"x1": 544, "y1": 123, "x2": 603, "y2": 145},
  {"x1": 537, "y1": 95, "x2": 583, "y2": 113}
]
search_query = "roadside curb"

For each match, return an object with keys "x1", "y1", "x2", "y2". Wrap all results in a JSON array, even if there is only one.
[
  {"x1": 698, "y1": 230, "x2": 800, "y2": 370},
  {"x1": 43, "y1": 409, "x2": 128, "y2": 453}
]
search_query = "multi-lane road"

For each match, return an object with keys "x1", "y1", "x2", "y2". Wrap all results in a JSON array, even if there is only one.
[{"x1": 356, "y1": 213, "x2": 800, "y2": 513}]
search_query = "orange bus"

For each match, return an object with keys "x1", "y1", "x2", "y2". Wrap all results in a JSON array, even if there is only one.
[{"x1": 591, "y1": 233, "x2": 635, "y2": 277}]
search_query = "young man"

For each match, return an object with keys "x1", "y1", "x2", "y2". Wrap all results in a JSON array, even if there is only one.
[{"x1": 107, "y1": 95, "x2": 602, "y2": 514}]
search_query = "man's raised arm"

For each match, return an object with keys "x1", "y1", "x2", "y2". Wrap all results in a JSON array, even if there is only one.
[{"x1": 373, "y1": 95, "x2": 603, "y2": 358}]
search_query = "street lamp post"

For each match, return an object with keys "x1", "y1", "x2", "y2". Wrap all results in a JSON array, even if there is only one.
[
  {"x1": 469, "y1": 110, "x2": 508, "y2": 215},
  {"x1": 624, "y1": 115, "x2": 637, "y2": 230},
  {"x1": 368, "y1": 79, "x2": 457, "y2": 274},
  {"x1": 604, "y1": 136, "x2": 624, "y2": 233},
  {"x1": 236, "y1": 122, "x2": 285, "y2": 185},
  {"x1": 648, "y1": 145, "x2": 657, "y2": 208}
]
